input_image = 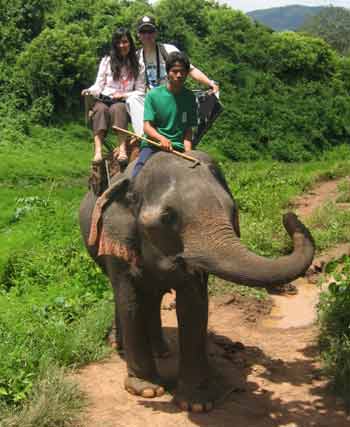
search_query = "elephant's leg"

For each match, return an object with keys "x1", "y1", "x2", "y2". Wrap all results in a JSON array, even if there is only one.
[
  {"x1": 109, "y1": 288, "x2": 169, "y2": 358},
  {"x1": 115, "y1": 273, "x2": 165, "y2": 398},
  {"x1": 147, "y1": 291, "x2": 171, "y2": 358},
  {"x1": 175, "y1": 274, "x2": 214, "y2": 412},
  {"x1": 107, "y1": 284, "x2": 124, "y2": 352}
]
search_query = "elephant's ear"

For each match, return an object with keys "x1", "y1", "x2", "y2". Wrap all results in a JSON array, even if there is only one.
[
  {"x1": 88, "y1": 175, "x2": 139, "y2": 267},
  {"x1": 88, "y1": 175, "x2": 129, "y2": 245}
]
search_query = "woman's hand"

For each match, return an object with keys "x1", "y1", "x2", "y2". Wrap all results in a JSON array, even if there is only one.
[
  {"x1": 112, "y1": 92, "x2": 125, "y2": 100},
  {"x1": 81, "y1": 89, "x2": 90, "y2": 96}
]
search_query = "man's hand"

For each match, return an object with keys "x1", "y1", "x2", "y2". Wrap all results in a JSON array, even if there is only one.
[
  {"x1": 184, "y1": 140, "x2": 192, "y2": 152},
  {"x1": 209, "y1": 81, "x2": 219, "y2": 95},
  {"x1": 159, "y1": 135, "x2": 173, "y2": 152},
  {"x1": 184, "y1": 129, "x2": 193, "y2": 152},
  {"x1": 81, "y1": 89, "x2": 90, "y2": 96}
]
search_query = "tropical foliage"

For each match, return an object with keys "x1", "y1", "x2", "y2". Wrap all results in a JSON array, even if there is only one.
[
  {"x1": 1, "y1": 0, "x2": 350, "y2": 161},
  {"x1": 1, "y1": 0, "x2": 350, "y2": 420}
]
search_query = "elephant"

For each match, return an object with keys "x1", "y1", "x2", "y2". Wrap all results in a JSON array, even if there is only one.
[{"x1": 79, "y1": 150, "x2": 315, "y2": 412}]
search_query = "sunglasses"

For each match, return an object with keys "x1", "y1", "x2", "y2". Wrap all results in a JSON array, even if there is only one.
[{"x1": 139, "y1": 29, "x2": 155, "y2": 34}]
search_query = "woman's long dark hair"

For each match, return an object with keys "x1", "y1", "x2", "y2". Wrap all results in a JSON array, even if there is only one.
[{"x1": 110, "y1": 28, "x2": 139, "y2": 81}]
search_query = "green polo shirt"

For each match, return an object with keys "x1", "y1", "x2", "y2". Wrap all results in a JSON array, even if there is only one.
[{"x1": 141, "y1": 85, "x2": 198, "y2": 151}]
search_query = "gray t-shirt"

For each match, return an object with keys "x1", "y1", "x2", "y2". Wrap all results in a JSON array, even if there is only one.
[{"x1": 138, "y1": 43, "x2": 179, "y2": 89}]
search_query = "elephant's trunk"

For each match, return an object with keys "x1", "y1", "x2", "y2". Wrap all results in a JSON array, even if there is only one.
[{"x1": 182, "y1": 212, "x2": 314, "y2": 287}]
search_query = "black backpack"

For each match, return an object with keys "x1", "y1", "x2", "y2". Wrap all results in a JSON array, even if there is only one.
[{"x1": 193, "y1": 91, "x2": 223, "y2": 146}]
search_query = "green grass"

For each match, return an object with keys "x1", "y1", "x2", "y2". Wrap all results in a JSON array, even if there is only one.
[
  {"x1": 0, "y1": 123, "x2": 112, "y2": 416},
  {"x1": 208, "y1": 275, "x2": 269, "y2": 300},
  {"x1": 336, "y1": 178, "x2": 350, "y2": 203},
  {"x1": 0, "y1": 125, "x2": 91, "y2": 184},
  {"x1": 308, "y1": 202, "x2": 350, "y2": 251},
  {"x1": 0, "y1": 366, "x2": 85, "y2": 427},
  {"x1": 221, "y1": 144, "x2": 350, "y2": 257}
]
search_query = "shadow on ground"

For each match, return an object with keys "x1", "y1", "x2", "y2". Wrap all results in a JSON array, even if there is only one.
[{"x1": 136, "y1": 326, "x2": 348, "y2": 427}]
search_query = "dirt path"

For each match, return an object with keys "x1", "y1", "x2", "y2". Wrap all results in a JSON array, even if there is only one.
[
  {"x1": 75, "y1": 178, "x2": 350, "y2": 427},
  {"x1": 293, "y1": 179, "x2": 342, "y2": 217}
]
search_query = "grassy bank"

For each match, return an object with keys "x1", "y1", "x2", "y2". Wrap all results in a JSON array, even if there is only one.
[
  {"x1": 0, "y1": 124, "x2": 113, "y2": 425},
  {"x1": 1, "y1": 123, "x2": 350, "y2": 423},
  {"x1": 318, "y1": 255, "x2": 350, "y2": 407}
]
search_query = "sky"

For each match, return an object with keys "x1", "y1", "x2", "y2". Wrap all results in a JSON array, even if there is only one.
[{"x1": 217, "y1": 0, "x2": 350, "y2": 12}]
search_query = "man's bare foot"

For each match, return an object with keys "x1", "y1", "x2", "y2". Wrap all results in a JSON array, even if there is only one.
[{"x1": 93, "y1": 153, "x2": 103, "y2": 162}]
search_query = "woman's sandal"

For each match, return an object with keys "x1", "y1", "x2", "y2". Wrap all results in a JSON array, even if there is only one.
[
  {"x1": 117, "y1": 143, "x2": 128, "y2": 164},
  {"x1": 117, "y1": 151, "x2": 128, "y2": 164}
]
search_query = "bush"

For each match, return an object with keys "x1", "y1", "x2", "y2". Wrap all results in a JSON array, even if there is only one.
[
  {"x1": 269, "y1": 135, "x2": 313, "y2": 162},
  {"x1": 318, "y1": 255, "x2": 350, "y2": 405},
  {"x1": 0, "y1": 237, "x2": 112, "y2": 405},
  {"x1": 0, "y1": 192, "x2": 111, "y2": 405},
  {"x1": 16, "y1": 24, "x2": 96, "y2": 119},
  {"x1": 266, "y1": 32, "x2": 336, "y2": 81},
  {"x1": 0, "y1": 100, "x2": 30, "y2": 146},
  {"x1": 221, "y1": 134, "x2": 261, "y2": 161}
]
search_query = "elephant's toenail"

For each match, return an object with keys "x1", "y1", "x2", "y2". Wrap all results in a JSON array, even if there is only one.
[
  {"x1": 179, "y1": 401, "x2": 189, "y2": 411},
  {"x1": 156, "y1": 387, "x2": 165, "y2": 397},
  {"x1": 141, "y1": 388, "x2": 155, "y2": 398},
  {"x1": 125, "y1": 386, "x2": 137, "y2": 396},
  {"x1": 191, "y1": 403, "x2": 204, "y2": 413}
]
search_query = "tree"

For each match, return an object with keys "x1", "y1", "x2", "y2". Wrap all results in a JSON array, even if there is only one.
[
  {"x1": 266, "y1": 32, "x2": 336, "y2": 81},
  {"x1": 0, "y1": 0, "x2": 52, "y2": 60},
  {"x1": 300, "y1": 6, "x2": 350, "y2": 56},
  {"x1": 16, "y1": 24, "x2": 96, "y2": 119}
]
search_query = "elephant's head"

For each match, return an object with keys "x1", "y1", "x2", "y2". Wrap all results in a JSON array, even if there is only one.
[
  {"x1": 113, "y1": 150, "x2": 315, "y2": 287},
  {"x1": 83, "y1": 150, "x2": 314, "y2": 286}
]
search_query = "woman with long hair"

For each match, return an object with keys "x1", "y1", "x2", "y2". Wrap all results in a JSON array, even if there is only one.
[{"x1": 82, "y1": 28, "x2": 145, "y2": 163}]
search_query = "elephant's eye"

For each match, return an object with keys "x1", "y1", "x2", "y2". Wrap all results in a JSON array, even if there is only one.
[{"x1": 161, "y1": 207, "x2": 178, "y2": 226}]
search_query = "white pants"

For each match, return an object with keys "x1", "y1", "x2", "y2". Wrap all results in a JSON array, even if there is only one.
[{"x1": 125, "y1": 93, "x2": 145, "y2": 136}]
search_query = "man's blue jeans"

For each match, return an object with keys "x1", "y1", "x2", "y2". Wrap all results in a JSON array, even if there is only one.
[{"x1": 132, "y1": 147, "x2": 158, "y2": 179}]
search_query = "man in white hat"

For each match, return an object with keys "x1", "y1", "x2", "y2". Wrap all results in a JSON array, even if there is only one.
[
  {"x1": 137, "y1": 15, "x2": 219, "y2": 92},
  {"x1": 125, "y1": 15, "x2": 219, "y2": 139}
]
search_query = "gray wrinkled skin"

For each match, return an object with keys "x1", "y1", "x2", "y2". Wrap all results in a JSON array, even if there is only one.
[{"x1": 79, "y1": 150, "x2": 315, "y2": 409}]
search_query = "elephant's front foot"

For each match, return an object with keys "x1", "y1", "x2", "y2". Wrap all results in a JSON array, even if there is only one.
[
  {"x1": 174, "y1": 380, "x2": 215, "y2": 413},
  {"x1": 124, "y1": 375, "x2": 165, "y2": 398}
]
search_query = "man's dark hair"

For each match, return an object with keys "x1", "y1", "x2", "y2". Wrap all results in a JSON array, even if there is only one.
[{"x1": 166, "y1": 52, "x2": 190, "y2": 73}]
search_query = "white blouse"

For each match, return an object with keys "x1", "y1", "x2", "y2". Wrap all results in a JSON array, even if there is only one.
[{"x1": 87, "y1": 56, "x2": 145, "y2": 98}]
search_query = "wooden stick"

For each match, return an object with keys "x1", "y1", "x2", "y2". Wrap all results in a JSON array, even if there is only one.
[{"x1": 112, "y1": 126, "x2": 200, "y2": 165}]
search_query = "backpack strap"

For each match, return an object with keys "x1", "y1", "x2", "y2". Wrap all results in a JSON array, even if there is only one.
[
  {"x1": 138, "y1": 44, "x2": 169, "y2": 89},
  {"x1": 158, "y1": 43, "x2": 169, "y2": 63}
]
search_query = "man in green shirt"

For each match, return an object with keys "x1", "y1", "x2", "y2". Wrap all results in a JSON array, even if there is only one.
[{"x1": 132, "y1": 51, "x2": 197, "y2": 178}]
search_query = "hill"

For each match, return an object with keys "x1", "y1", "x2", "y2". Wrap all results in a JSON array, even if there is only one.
[
  {"x1": 247, "y1": 5, "x2": 325, "y2": 31},
  {"x1": 300, "y1": 6, "x2": 350, "y2": 55}
]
